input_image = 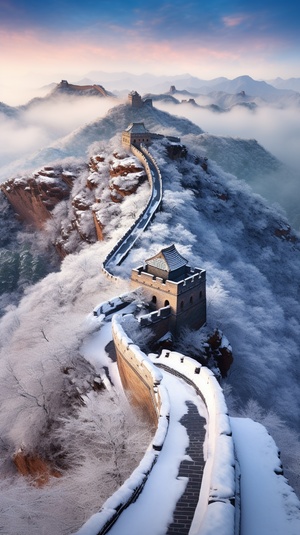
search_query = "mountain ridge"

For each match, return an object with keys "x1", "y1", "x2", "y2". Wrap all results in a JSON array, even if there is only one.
[{"x1": 0, "y1": 97, "x2": 300, "y2": 529}]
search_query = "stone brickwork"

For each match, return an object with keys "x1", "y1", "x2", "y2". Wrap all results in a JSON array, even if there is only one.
[
  {"x1": 122, "y1": 122, "x2": 152, "y2": 147},
  {"x1": 128, "y1": 90, "x2": 143, "y2": 108},
  {"x1": 112, "y1": 315, "x2": 163, "y2": 425},
  {"x1": 131, "y1": 253, "x2": 206, "y2": 335},
  {"x1": 166, "y1": 401, "x2": 206, "y2": 534}
]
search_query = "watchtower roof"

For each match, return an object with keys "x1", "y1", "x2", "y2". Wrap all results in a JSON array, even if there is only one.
[
  {"x1": 146, "y1": 244, "x2": 187, "y2": 273},
  {"x1": 125, "y1": 122, "x2": 149, "y2": 134}
]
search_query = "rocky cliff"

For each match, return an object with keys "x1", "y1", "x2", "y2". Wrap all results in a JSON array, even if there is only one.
[
  {"x1": 1, "y1": 150, "x2": 147, "y2": 257},
  {"x1": 1, "y1": 166, "x2": 76, "y2": 230}
]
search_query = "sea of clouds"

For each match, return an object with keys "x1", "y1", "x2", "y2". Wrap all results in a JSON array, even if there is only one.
[
  {"x1": 1, "y1": 91, "x2": 299, "y2": 232},
  {"x1": 155, "y1": 100, "x2": 300, "y2": 230},
  {"x1": 178, "y1": 102, "x2": 300, "y2": 172},
  {"x1": 0, "y1": 94, "x2": 117, "y2": 173}
]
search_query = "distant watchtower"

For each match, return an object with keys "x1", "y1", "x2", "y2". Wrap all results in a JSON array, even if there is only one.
[
  {"x1": 131, "y1": 244, "x2": 206, "y2": 334},
  {"x1": 128, "y1": 90, "x2": 143, "y2": 108}
]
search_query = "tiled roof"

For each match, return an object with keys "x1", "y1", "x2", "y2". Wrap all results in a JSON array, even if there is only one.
[
  {"x1": 125, "y1": 122, "x2": 149, "y2": 134},
  {"x1": 146, "y1": 244, "x2": 187, "y2": 272}
]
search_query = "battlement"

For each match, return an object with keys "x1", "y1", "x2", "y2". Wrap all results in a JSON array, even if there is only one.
[
  {"x1": 131, "y1": 265, "x2": 205, "y2": 295},
  {"x1": 128, "y1": 90, "x2": 143, "y2": 108},
  {"x1": 139, "y1": 305, "x2": 171, "y2": 326},
  {"x1": 177, "y1": 268, "x2": 206, "y2": 292},
  {"x1": 131, "y1": 248, "x2": 206, "y2": 335}
]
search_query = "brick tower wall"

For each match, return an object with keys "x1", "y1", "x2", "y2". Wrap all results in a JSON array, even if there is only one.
[{"x1": 131, "y1": 267, "x2": 206, "y2": 334}]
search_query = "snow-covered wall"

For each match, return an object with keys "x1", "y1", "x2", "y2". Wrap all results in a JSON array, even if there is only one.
[
  {"x1": 92, "y1": 292, "x2": 132, "y2": 318},
  {"x1": 102, "y1": 143, "x2": 162, "y2": 277},
  {"x1": 152, "y1": 351, "x2": 236, "y2": 535},
  {"x1": 112, "y1": 313, "x2": 163, "y2": 424},
  {"x1": 73, "y1": 386, "x2": 170, "y2": 535},
  {"x1": 73, "y1": 315, "x2": 170, "y2": 535},
  {"x1": 74, "y1": 307, "x2": 236, "y2": 535},
  {"x1": 88, "y1": 141, "x2": 236, "y2": 533}
]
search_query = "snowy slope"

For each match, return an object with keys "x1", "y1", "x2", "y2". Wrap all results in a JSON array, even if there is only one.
[
  {"x1": 0, "y1": 101, "x2": 203, "y2": 180},
  {"x1": 113, "y1": 136, "x2": 300, "y2": 492},
  {"x1": 0, "y1": 99, "x2": 299, "y2": 531}
]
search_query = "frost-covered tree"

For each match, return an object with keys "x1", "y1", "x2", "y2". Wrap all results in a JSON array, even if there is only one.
[{"x1": 0, "y1": 390, "x2": 151, "y2": 535}]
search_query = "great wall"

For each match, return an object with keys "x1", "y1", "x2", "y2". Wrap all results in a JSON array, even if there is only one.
[{"x1": 74, "y1": 95, "x2": 238, "y2": 535}]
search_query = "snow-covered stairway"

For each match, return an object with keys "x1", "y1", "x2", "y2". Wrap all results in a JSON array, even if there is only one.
[
  {"x1": 75, "y1": 303, "x2": 236, "y2": 535},
  {"x1": 104, "y1": 369, "x2": 208, "y2": 535},
  {"x1": 166, "y1": 400, "x2": 206, "y2": 534}
]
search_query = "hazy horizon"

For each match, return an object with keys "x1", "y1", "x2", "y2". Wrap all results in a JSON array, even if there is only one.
[
  {"x1": 1, "y1": 68, "x2": 300, "y2": 107},
  {"x1": 1, "y1": 0, "x2": 299, "y2": 106}
]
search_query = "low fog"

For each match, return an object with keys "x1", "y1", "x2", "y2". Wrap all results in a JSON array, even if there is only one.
[
  {"x1": 155, "y1": 100, "x2": 300, "y2": 229},
  {"x1": 0, "y1": 82, "x2": 51, "y2": 107},
  {"x1": 0, "y1": 95, "x2": 117, "y2": 173},
  {"x1": 156, "y1": 100, "x2": 300, "y2": 171},
  {"x1": 1, "y1": 91, "x2": 299, "y2": 230}
]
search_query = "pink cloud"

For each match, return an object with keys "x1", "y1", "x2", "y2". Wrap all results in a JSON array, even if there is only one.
[
  {"x1": 0, "y1": 24, "x2": 295, "y2": 96},
  {"x1": 0, "y1": 27, "x2": 239, "y2": 73},
  {"x1": 222, "y1": 14, "x2": 249, "y2": 28}
]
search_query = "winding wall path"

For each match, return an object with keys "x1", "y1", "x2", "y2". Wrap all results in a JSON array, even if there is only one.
[
  {"x1": 76, "y1": 142, "x2": 236, "y2": 534},
  {"x1": 103, "y1": 144, "x2": 162, "y2": 276}
]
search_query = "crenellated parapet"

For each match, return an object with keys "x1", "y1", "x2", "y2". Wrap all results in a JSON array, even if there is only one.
[
  {"x1": 75, "y1": 309, "x2": 171, "y2": 535},
  {"x1": 132, "y1": 265, "x2": 205, "y2": 294},
  {"x1": 131, "y1": 245, "x2": 206, "y2": 334}
]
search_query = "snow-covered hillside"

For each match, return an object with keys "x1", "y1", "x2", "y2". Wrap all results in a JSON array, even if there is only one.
[
  {"x1": 115, "y1": 136, "x2": 300, "y2": 441},
  {"x1": 0, "y1": 97, "x2": 299, "y2": 532},
  {"x1": 0, "y1": 99, "x2": 202, "y2": 180}
]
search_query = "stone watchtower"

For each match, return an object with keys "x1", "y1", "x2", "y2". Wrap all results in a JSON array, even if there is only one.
[
  {"x1": 122, "y1": 122, "x2": 152, "y2": 148},
  {"x1": 131, "y1": 244, "x2": 206, "y2": 334},
  {"x1": 128, "y1": 90, "x2": 143, "y2": 108}
]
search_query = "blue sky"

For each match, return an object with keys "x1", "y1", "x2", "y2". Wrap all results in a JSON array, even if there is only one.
[
  {"x1": 0, "y1": 0, "x2": 299, "y2": 93},
  {"x1": 2, "y1": 0, "x2": 299, "y2": 38}
]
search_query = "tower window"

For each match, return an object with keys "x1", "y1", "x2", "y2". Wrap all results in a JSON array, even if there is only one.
[
  {"x1": 164, "y1": 300, "x2": 170, "y2": 307},
  {"x1": 190, "y1": 296, "x2": 193, "y2": 304},
  {"x1": 180, "y1": 300, "x2": 184, "y2": 310},
  {"x1": 152, "y1": 296, "x2": 157, "y2": 304},
  {"x1": 199, "y1": 291, "x2": 202, "y2": 299}
]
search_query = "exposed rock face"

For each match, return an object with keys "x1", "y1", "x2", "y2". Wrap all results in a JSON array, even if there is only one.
[
  {"x1": 93, "y1": 211, "x2": 105, "y2": 240},
  {"x1": 206, "y1": 329, "x2": 233, "y2": 378},
  {"x1": 109, "y1": 151, "x2": 146, "y2": 202},
  {"x1": 1, "y1": 166, "x2": 76, "y2": 230},
  {"x1": 1, "y1": 149, "x2": 147, "y2": 258},
  {"x1": 81, "y1": 151, "x2": 146, "y2": 238},
  {"x1": 13, "y1": 450, "x2": 61, "y2": 487},
  {"x1": 166, "y1": 143, "x2": 188, "y2": 160},
  {"x1": 274, "y1": 224, "x2": 298, "y2": 243}
]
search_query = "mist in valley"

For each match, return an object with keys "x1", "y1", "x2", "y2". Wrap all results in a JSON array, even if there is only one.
[
  {"x1": 0, "y1": 94, "x2": 118, "y2": 171},
  {"x1": 1, "y1": 88, "x2": 299, "y2": 230},
  {"x1": 156, "y1": 100, "x2": 300, "y2": 229}
]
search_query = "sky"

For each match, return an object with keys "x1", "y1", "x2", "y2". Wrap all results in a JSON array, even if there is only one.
[{"x1": 0, "y1": 0, "x2": 299, "y2": 101}]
